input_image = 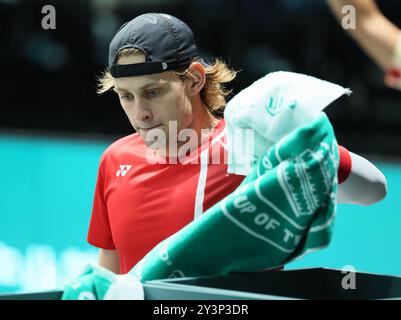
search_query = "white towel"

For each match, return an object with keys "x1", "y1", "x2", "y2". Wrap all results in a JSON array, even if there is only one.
[{"x1": 224, "y1": 71, "x2": 351, "y2": 175}]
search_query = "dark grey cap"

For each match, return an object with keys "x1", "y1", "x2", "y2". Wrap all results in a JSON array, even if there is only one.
[{"x1": 108, "y1": 13, "x2": 199, "y2": 78}]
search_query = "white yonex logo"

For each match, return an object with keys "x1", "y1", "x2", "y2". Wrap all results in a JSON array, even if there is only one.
[{"x1": 116, "y1": 165, "x2": 132, "y2": 177}]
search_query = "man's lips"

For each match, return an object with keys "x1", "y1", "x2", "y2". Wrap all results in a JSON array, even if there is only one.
[{"x1": 140, "y1": 125, "x2": 161, "y2": 132}]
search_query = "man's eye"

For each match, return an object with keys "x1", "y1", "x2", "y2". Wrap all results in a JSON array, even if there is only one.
[
  {"x1": 120, "y1": 93, "x2": 133, "y2": 101},
  {"x1": 145, "y1": 89, "x2": 160, "y2": 98}
]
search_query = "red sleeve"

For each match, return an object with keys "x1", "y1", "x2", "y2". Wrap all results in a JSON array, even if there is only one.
[
  {"x1": 87, "y1": 156, "x2": 116, "y2": 250},
  {"x1": 337, "y1": 145, "x2": 352, "y2": 184}
]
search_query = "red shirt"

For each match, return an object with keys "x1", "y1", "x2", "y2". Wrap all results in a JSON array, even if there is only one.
[
  {"x1": 87, "y1": 119, "x2": 245, "y2": 273},
  {"x1": 87, "y1": 119, "x2": 352, "y2": 274}
]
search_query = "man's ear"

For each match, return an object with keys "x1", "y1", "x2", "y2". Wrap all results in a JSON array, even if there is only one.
[{"x1": 186, "y1": 62, "x2": 206, "y2": 96}]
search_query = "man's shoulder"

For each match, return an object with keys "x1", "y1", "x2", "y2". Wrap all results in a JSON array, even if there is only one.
[
  {"x1": 107, "y1": 132, "x2": 142, "y2": 151},
  {"x1": 100, "y1": 132, "x2": 143, "y2": 163}
]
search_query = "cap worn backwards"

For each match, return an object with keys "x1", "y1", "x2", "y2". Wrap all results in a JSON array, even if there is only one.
[{"x1": 108, "y1": 13, "x2": 199, "y2": 78}]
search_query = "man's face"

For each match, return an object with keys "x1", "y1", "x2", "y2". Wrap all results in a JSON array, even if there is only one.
[{"x1": 113, "y1": 53, "x2": 195, "y2": 150}]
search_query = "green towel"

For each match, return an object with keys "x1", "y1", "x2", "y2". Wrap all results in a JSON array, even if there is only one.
[{"x1": 130, "y1": 112, "x2": 339, "y2": 282}]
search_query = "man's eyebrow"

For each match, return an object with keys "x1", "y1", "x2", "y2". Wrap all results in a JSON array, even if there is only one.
[
  {"x1": 114, "y1": 82, "x2": 165, "y2": 93},
  {"x1": 139, "y1": 82, "x2": 164, "y2": 90}
]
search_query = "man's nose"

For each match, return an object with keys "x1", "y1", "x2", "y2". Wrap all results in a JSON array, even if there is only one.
[{"x1": 133, "y1": 100, "x2": 152, "y2": 123}]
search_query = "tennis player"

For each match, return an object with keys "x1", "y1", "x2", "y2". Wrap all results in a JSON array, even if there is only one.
[{"x1": 88, "y1": 13, "x2": 387, "y2": 274}]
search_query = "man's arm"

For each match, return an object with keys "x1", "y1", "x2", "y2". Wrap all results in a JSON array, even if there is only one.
[
  {"x1": 327, "y1": 0, "x2": 400, "y2": 71},
  {"x1": 337, "y1": 150, "x2": 387, "y2": 206},
  {"x1": 99, "y1": 249, "x2": 120, "y2": 274}
]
